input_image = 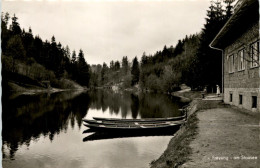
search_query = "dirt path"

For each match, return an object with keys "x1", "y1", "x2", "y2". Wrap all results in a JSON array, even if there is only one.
[{"x1": 181, "y1": 108, "x2": 260, "y2": 168}]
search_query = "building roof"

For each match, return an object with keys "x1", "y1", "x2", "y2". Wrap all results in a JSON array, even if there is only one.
[
  {"x1": 210, "y1": 0, "x2": 259, "y2": 49},
  {"x1": 234, "y1": 0, "x2": 243, "y2": 12}
]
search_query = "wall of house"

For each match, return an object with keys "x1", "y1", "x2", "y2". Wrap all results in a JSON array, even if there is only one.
[{"x1": 223, "y1": 23, "x2": 260, "y2": 112}]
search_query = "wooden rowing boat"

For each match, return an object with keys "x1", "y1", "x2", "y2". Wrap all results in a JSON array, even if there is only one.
[
  {"x1": 84, "y1": 121, "x2": 183, "y2": 132},
  {"x1": 83, "y1": 118, "x2": 186, "y2": 125},
  {"x1": 92, "y1": 115, "x2": 186, "y2": 122}
]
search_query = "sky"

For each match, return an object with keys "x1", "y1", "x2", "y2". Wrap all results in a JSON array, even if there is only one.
[{"x1": 2, "y1": 0, "x2": 211, "y2": 65}]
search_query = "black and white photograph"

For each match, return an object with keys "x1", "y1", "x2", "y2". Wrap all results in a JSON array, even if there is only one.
[{"x1": 1, "y1": 0, "x2": 259, "y2": 167}]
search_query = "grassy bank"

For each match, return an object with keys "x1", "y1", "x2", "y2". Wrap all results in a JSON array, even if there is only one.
[
  {"x1": 150, "y1": 91, "x2": 223, "y2": 168},
  {"x1": 150, "y1": 109, "x2": 199, "y2": 168},
  {"x1": 172, "y1": 90, "x2": 202, "y2": 101},
  {"x1": 4, "y1": 74, "x2": 87, "y2": 95}
]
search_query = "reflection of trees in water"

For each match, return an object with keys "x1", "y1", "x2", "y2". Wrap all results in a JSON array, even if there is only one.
[
  {"x1": 88, "y1": 90, "x2": 186, "y2": 119},
  {"x1": 88, "y1": 90, "x2": 132, "y2": 117},
  {"x1": 2, "y1": 91, "x2": 90, "y2": 159},
  {"x1": 130, "y1": 94, "x2": 139, "y2": 119},
  {"x1": 2, "y1": 90, "x2": 187, "y2": 159},
  {"x1": 138, "y1": 93, "x2": 186, "y2": 118}
]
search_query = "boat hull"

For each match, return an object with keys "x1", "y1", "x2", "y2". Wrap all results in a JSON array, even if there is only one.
[
  {"x1": 92, "y1": 115, "x2": 186, "y2": 122},
  {"x1": 83, "y1": 119, "x2": 186, "y2": 125},
  {"x1": 84, "y1": 122, "x2": 182, "y2": 133}
]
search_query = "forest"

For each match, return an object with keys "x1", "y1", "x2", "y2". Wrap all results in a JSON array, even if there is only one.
[
  {"x1": 1, "y1": 0, "x2": 235, "y2": 93},
  {"x1": 1, "y1": 13, "x2": 90, "y2": 90},
  {"x1": 90, "y1": 0, "x2": 235, "y2": 92}
]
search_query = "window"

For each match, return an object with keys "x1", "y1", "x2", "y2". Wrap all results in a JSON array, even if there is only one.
[
  {"x1": 252, "y1": 96, "x2": 257, "y2": 108},
  {"x1": 238, "y1": 49, "x2": 245, "y2": 71},
  {"x1": 228, "y1": 54, "x2": 235, "y2": 73},
  {"x1": 251, "y1": 41, "x2": 259, "y2": 68},
  {"x1": 239, "y1": 95, "x2": 243, "y2": 105},
  {"x1": 230, "y1": 93, "x2": 233, "y2": 102}
]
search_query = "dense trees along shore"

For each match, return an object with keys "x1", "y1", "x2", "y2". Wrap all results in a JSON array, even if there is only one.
[
  {"x1": 90, "y1": 0, "x2": 235, "y2": 92},
  {"x1": 1, "y1": 13, "x2": 90, "y2": 90},
  {"x1": 1, "y1": 0, "x2": 235, "y2": 92}
]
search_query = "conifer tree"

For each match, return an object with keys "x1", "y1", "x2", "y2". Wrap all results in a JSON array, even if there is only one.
[
  {"x1": 76, "y1": 49, "x2": 90, "y2": 86},
  {"x1": 77, "y1": 49, "x2": 86, "y2": 66},
  {"x1": 71, "y1": 50, "x2": 76, "y2": 63},
  {"x1": 110, "y1": 60, "x2": 114, "y2": 70},
  {"x1": 193, "y1": 0, "x2": 232, "y2": 90},
  {"x1": 101, "y1": 63, "x2": 108, "y2": 85},
  {"x1": 224, "y1": 0, "x2": 235, "y2": 21},
  {"x1": 1, "y1": 12, "x2": 10, "y2": 53},
  {"x1": 10, "y1": 14, "x2": 21, "y2": 35},
  {"x1": 173, "y1": 40, "x2": 184, "y2": 56},
  {"x1": 64, "y1": 45, "x2": 70, "y2": 59},
  {"x1": 131, "y1": 57, "x2": 140, "y2": 86},
  {"x1": 114, "y1": 61, "x2": 120, "y2": 71},
  {"x1": 122, "y1": 56, "x2": 129, "y2": 75}
]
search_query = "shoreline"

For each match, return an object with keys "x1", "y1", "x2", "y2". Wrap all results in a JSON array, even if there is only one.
[
  {"x1": 5, "y1": 80, "x2": 89, "y2": 96},
  {"x1": 150, "y1": 91, "x2": 222, "y2": 168}
]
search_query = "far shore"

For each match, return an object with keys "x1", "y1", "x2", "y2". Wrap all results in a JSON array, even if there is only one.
[{"x1": 5, "y1": 80, "x2": 89, "y2": 96}]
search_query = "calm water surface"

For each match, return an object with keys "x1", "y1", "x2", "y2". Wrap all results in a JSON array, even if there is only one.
[{"x1": 2, "y1": 90, "x2": 188, "y2": 168}]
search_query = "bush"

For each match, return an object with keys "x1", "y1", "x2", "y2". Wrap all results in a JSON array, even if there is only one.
[
  {"x1": 146, "y1": 74, "x2": 160, "y2": 92},
  {"x1": 122, "y1": 74, "x2": 132, "y2": 89},
  {"x1": 2, "y1": 55, "x2": 13, "y2": 72}
]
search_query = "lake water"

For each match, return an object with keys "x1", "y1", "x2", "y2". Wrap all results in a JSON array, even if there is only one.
[{"x1": 2, "y1": 90, "x2": 188, "y2": 168}]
